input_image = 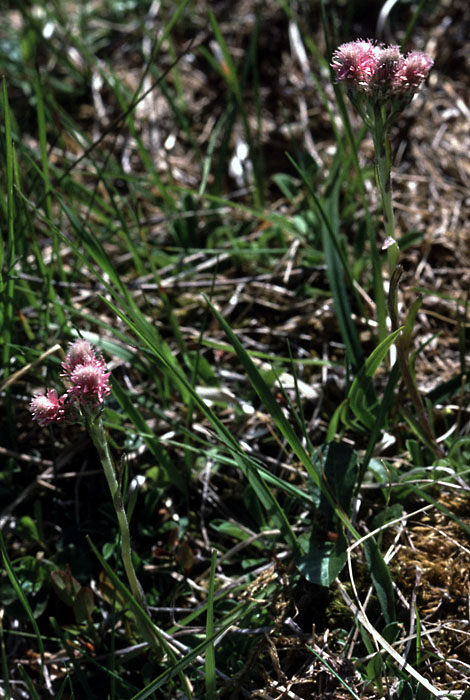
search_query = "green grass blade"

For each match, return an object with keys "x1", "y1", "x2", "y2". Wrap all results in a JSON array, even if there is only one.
[
  {"x1": 359, "y1": 360, "x2": 401, "y2": 482},
  {"x1": 1, "y1": 79, "x2": 15, "y2": 388},
  {"x1": 110, "y1": 378, "x2": 186, "y2": 493},
  {"x1": 401, "y1": 0, "x2": 429, "y2": 49},
  {"x1": 363, "y1": 537, "x2": 396, "y2": 625},
  {"x1": 318, "y1": 3, "x2": 387, "y2": 342},
  {"x1": 98, "y1": 293, "x2": 300, "y2": 553},
  {"x1": 17, "y1": 665, "x2": 42, "y2": 700},
  {"x1": 205, "y1": 549, "x2": 217, "y2": 700},
  {"x1": 206, "y1": 296, "x2": 361, "y2": 540},
  {"x1": 207, "y1": 8, "x2": 264, "y2": 206},
  {"x1": 287, "y1": 153, "x2": 365, "y2": 370},
  {"x1": 129, "y1": 623, "x2": 233, "y2": 700},
  {"x1": 307, "y1": 645, "x2": 362, "y2": 700},
  {"x1": 348, "y1": 328, "x2": 401, "y2": 430},
  {"x1": 0, "y1": 531, "x2": 46, "y2": 681},
  {"x1": 0, "y1": 612, "x2": 11, "y2": 700},
  {"x1": 34, "y1": 70, "x2": 53, "y2": 222},
  {"x1": 88, "y1": 538, "x2": 195, "y2": 698},
  {"x1": 48, "y1": 618, "x2": 97, "y2": 699}
]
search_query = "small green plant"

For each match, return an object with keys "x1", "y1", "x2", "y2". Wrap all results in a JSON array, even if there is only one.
[
  {"x1": 330, "y1": 38, "x2": 442, "y2": 457},
  {"x1": 30, "y1": 339, "x2": 155, "y2": 644}
]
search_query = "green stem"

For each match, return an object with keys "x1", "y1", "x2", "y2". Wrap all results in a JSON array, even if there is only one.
[
  {"x1": 86, "y1": 414, "x2": 157, "y2": 642},
  {"x1": 375, "y1": 144, "x2": 396, "y2": 243},
  {"x1": 361, "y1": 104, "x2": 387, "y2": 344},
  {"x1": 388, "y1": 268, "x2": 444, "y2": 458},
  {"x1": 372, "y1": 105, "x2": 443, "y2": 458}
]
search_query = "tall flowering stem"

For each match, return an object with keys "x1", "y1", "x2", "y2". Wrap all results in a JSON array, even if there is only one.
[
  {"x1": 331, "y1": 41, "x2": 433, "y2": 336},
  {"x1": 331, "y1": 40, "x2": 442, "y2": 457},
  {"x1": 371, "y1": 104, "x2": 397, "y2": 272},
  {"x1": 31, "y1": 339, "x2": 157, "y2": 643},
  {"x1": 85, "y1": 414, "x2": 150, "y2": 615}
]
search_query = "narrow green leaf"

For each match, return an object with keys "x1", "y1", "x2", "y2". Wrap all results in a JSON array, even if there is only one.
[
  {"x1": 17, "y1": 666, "x2": 42, "y2": 700},
  {"x1": 129, "y1": 622, "x2": 233, "y2": 700},
  {"x1": 1, "y1": 78, "x2": 15, "y2": 384},
  {"x1": 206, "y1": 296, "x2": 361, "y2": 540},
  {"x1": 110, "y1": 378, "x2": 186, "y2": 493},
  {"x1": 307, "y1": 645, "x2": 362, "y2": 700},
  {"x1": 287, "y1": 153, "x2": 364, "y2": 370},
  {"x1": 348, "y1": 328, "x2": 402, "y2": 430},
  {"x1": 0, "y1": 531, "x2": 46, "y2": 675},
  {"x1": 363, "y1": 537, "x2": 396, "y2": 624},
  {"x1": 205, "y1": 550, "x2": 217, "y2": 700},
  {"x1": 99, "y1": 294, "x2": 300, "y2": 553}
]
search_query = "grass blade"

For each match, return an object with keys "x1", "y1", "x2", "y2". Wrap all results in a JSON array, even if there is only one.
[
  {"x1": 0, "y1": 531, "x2": 47, "y2": 685},
  {"x1": 205, "y1": 549, "x2": 218, "y2": 700}
]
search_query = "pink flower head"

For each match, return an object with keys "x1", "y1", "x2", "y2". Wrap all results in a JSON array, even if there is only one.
[
  {"x1": 332, "y1": 39, "x2": 433, "y2": 105},
  {"x1": 30, "y1": 389, "x2": 66, "y2": 426},
  {"x1": 331, "y1": 39, "x2": 378, "y2": 88},
  {"x1": 394, "y1": 51, "x2": 434, "y2": 91},
  {"x1": 68, "y1": 363, "x2": 111, "y2": 404},
  {"x1": 370, "y1": 45, "x2": 402, "y2": 89},
  {"x1": 62, "y1": 339, "x2": 102, "y2": 377}
]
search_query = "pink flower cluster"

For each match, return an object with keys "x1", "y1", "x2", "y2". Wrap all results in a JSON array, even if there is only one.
[
  {"x1": 331, "y1": 39, "x2": 433, "y2": 96},
  {"x1": 30, "y1": 340, "x2": 111, "y2": 426}
]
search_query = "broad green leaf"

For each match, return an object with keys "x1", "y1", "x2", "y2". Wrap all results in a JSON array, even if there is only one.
[
  {"x1": 365, "y1": 653, "x2": 383, "y2": 694},
  {"x1": 50, "y1": 568, "x2": 81, "y2": 607},
  {"x1": 315, "y1": 442, "x2": 357, "y2": 518},
  {"x1": 297, "y1": 530, "x2": 347, "y2": 587}
]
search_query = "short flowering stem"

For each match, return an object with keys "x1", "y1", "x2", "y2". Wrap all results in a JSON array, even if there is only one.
[
  {"x1": 30, "y1": 339, "x2": 160, "y2": 645},
  {"x1": 85, "y1": 413, "x2": 156, "y2": 643}
]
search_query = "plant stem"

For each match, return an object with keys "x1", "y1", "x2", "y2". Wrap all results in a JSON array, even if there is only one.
[
  {"x1": 86, "y1": 414, "x2": 157, "y2": 642},
  {"x1": 373, "y1": 106, "x2": 396, "y2": 246},
  {"x1": 372, "y1": 106, "x2": 443, "y2": 459},
  {"x1": 388, "y1": 267, "x2": 444, "y2": 458},
  {"x1": 362, "y1": 104, "x2": 388, "y2": 343}
]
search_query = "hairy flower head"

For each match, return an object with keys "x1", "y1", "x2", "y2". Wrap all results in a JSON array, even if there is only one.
[
  {"x1": 30, "y1": 389, "x2": 66, "y2": 426},
  {"x1": 68, "y1": 363, "x2": 111, "y2": 404},
  {"x1": 32, "y1": 340, "x2": 111, "y2": 427},
  {"x1": 370, "y1": 45, "x2": 402, "y2": 90},
  {"x1": 331, "y1": 39, "x2": 377, "y2": 87},
  {"x1": 331, "y1": 39, "x2": 433, "y2": 101},
  {"x1": 394, "y1": 51, "x2": 434, "y2": 91},
  {"x1": 62, "y1": 339, "x2": 103, "y2": 377}
]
